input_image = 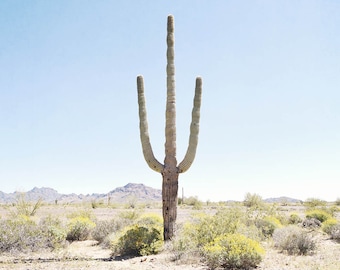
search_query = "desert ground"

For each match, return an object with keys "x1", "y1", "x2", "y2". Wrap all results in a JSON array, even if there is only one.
[{"x1": 0, "y1": 202, "x2": 339, "y2": 270}]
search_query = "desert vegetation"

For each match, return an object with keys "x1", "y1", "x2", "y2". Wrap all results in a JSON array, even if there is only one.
[{"x1": 0, "y1": 194, "x2": 339, "y2": 269}]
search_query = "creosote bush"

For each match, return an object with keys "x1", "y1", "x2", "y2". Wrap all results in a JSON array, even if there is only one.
[
  {"x1": 182, "y1": 206, "x2": 248, "y2": 248},
  {"x1": 66, "y1": 216, "x2": 96, "y2": 241},
  {"x1": 112, "y1": 224, "x2": 163, "y2": 256},
  {"x1": 304, "y1": 198, "x2": 327, "y2": 209},
  {"x1": 321, "y1": 218, "x2": 338, "y2": 235},
  {"x1": 273, "y1": 225, "x2": 316, "y2": 255},
  {"x1": 40, "y1": 215, "x2": 67, "y2": 249},
  {"x1": 92, "y1": 219, "x2": 120, "y2": 244},
  {"x1": 289, "y1": 213, "x2": 303, "y2": 225},
  {"x1": 0, "y1": 215, "x2": 67, "y2": 253},
  {"x1": 305, "y1": 209, "x2": 332, "y2": 223},
  {"x1": 243, "y1": 193, "x2": 265, "y2": 209},
  {"x1": 255, "y1": 216, "x2": 282, "y2": 238},
  {"x1": 203, "y1": 233, "x2": 265, "y2": 269}
]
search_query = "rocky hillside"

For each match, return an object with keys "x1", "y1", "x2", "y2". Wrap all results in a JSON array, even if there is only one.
[{"x1": 0, "y1": 183, "x2": 162, "y2": 204}]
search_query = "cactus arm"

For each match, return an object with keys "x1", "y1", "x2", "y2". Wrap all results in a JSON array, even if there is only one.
[
  {"x1": 164, "y1": 15, "x2": 177, "y2": 168},
  {"x1": 137, "y1": 75, "x2": 164, "y2": 173},
  {"x1": 178, "y1": 77, "x2": 202, "y2": 173}
]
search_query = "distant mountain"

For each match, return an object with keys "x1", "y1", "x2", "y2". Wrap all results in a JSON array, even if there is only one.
[
  {"x1": 0, "y1": 183, "x2": 162, "y2": 204},
  {"x1": 264, "y1": 196, "x2": 302, "y2": 204},
  {"x1": 0, "y1": 184, "x2": 302, "y2": 204}
]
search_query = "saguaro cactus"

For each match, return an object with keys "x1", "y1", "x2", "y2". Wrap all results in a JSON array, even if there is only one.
[{"x1": 137, "y1": 15, "x2": 202, "y2": 240}]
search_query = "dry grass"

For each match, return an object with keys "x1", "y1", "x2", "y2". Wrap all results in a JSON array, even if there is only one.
[{"x1": 0, "y1": 202, "x2": 339, "y2": 270}]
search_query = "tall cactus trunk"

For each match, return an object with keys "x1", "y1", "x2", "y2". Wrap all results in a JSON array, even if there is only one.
[
  {"x1": 162, "y1": 166, "x2": 179, "y2": 240},
  {"x1": 137, "y1": 15, "x2": 202, "y2": 241}
]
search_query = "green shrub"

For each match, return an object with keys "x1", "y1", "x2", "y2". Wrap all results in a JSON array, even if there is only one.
[
  {"x1": 273, "y1": 225, "x2": 316, "y2": 255},
  {"x1": 203, "y1": 233, "x2": 265, "y2": 269},
  {"x1": 184, "y1": 207, "x2": 247, "y2": 248},
  {"x1": 39, "y1": 216, "x2": 67, "y2": 249},
  {"x1": 118, "y1": 210, "x2": 141, "y2": 221},
  {"x1": 305, "y1": 209, "x2": 332, "y2": 223},
  {"x1": 288, "y1": 213, "x2": 303, "y2": 224},
  {"x1": 112, "y1": 224, "x2": 163, "y2": 256},
  {"x1": 255, "y1": 216, "x2": 282, "y2": 238},
  {"x1": 136, "y1": 213, "x2": 163, "y2": 227},
  {"x1": 243, "y1": 193, "x2": 264, "y2": 209},
  {"x1": 67, "y1": 209, "x2": 94, "y2": 220},
  {"x1": 170, "y1": 228, "x2": 200, "y2": 262},
  {"x1": 66, "y1": 216, "x2": 96, "y2": 241},
  {"x1": 322, "y1": 218, "x2": 338, "y2": 235},
  {"x1": 304, "y1": 198, "x2": 327, "y2": 209}
]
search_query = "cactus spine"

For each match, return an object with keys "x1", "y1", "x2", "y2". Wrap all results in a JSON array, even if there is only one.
[{"x1": 137, "y1": 15, "x2": 202, "y2": 240}]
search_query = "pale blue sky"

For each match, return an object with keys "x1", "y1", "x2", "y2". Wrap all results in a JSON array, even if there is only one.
[{"x1": 0, "y1": 1, "x2": 339, "y2": 201}]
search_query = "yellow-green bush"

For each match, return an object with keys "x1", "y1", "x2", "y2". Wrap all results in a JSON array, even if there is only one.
[
  {"x1": 304, "y1": 198, "x2": 327, "y2": 209},
  {"x1": 66, "y1": 216, "x2": 96, "y2": 241},
  {"x1": 322, "y1": 218, "x2": 338, "y2": 235},
  {"x1": 288, "y1": 213, "x2": 303, "y2": 224},
  {"x1": 40, "y1": 216, "x2": 67, "y2": 249},
  {"x1": 112, "y1": 224, "x2": 163, "y2": 256},
  {"x1": 305, "y1": 209, "x2": 332, "y2": 223},
  {"x1": 136, "y1": 213, "x2": 163, "y2": 227},
  {"x1": 186, "y1": 207, "x2": 247, "y2": 247},
  {"x1": 243, "y1": 193, "x2": 265, "y2": 209},
  {"x1": 203, "y1": 233, "x2": 265, "y2": 269},
  {"x1": 255, "y1": 216, "x2": 282, "y2": 238}
]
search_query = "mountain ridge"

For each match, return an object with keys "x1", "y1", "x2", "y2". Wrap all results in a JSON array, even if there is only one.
[
  {"x1": 0, "y1": 184, "x2": 302, "y2": 204},
  {"x1": 0, "y1": 183, "x2": 162, "y2": 204}
]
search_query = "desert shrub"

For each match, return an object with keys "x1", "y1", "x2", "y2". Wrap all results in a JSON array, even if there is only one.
[
  {"x1": 235, "y1": 223, "x2": 262, "y2": 242},
  {"x1": 306, "y1": 209, "x2": 332, "y2": 223},
  {"x1": 273, "y1": 225, "x2": 316, "y2": 255},
  {"x1": 39, "y1": 216, "x2": 67, "y2": 249},
  {"x1": 243, "y1": 193, "x2": 264, "y2": 209},
  {"x1": 0, "y1": 217, "x2": 45, "y2": 253},
  {"x1": 335, "y1": 198, "x2": 340, "y2": 206},
  {"x1": 289, "y1": 213, "x2": 303, "y2": 224},
  {"x1": 118, "y1": 210, "x2": 141, "y2": 221},
  {"x1": 66, "y1": 216, "x2": 96, "y2": 241},
  {"x1": 183, "y1": 196, "x2": 199, "y2": 206},
  {"x1": 186, "y1": 207, "x2": 247, "y2": 247},
  {"x1": 329, "y1": 224, "x2": 340, "y2": 240},
  {"x1": 255, "y1": 216, "x2": 282, "y2": 238},
  {"x1": 304, "y1": 198, "x2": 327, "y2": 209},
  {"x1": 136, "y1": 213, "x2": 163, "y2": 227},
  {"x1": 67, "y1": 209, "x2": 94, "y2": 220},
  {"x1": 112, "y1": 224, "x2": 163, "y2": 256},
  {"x1": 92, "y1": 219, "x2": 119, "y2": 244},
  {"x1": 322, "y1": 218, "x2": 338, "y2": 235},
  {"x1": 170, "y1": 227, "x2": 200, "y2": 262},
  {"x1": 11, "y1": 193, "x2": 42, "y2": 217},
  {"x1": 203, "y1": 233, "x2": 265, "y2": 269}
]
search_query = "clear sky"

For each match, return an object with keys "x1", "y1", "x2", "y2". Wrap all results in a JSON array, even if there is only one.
[{"x1": 1, "y1": 1, "x2": 339, "y2": 202}]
